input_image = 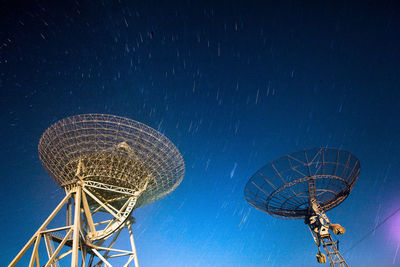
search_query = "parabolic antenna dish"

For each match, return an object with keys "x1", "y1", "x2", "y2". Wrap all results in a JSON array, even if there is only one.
[
  {"x1": 38, "y1": 114, "x2": 185, "y2": 208},
  {"x1": 244, "y1": 147, "x2": 360, "y2": 219}
]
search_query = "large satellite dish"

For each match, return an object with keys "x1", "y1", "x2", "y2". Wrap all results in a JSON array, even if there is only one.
[
  {"x1": 10, "y1": 114, "x2": 185, "y2": 267},
  {"x1": 38, "y1": 113, "x2": 184, "y2": 208},
  {"x1": 245, "y1": 147, "x2": 360, "y2": 267}
]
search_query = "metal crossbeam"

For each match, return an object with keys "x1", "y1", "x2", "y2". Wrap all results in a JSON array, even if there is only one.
[{"x1": 84, "y1": 181, "x2": 137, "y2": 196}]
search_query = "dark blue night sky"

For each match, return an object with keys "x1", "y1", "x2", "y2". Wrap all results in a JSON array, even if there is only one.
[{"x1": 1, "y1": 1, "x2": 400, "y2": 266}]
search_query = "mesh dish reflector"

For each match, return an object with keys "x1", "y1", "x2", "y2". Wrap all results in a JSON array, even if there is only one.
[
  {"x1": 38, "y1": 114, "x2": 185, "y2": 208},
  {"x1": 244, "y1": 147, "x2": 360, "y2": 219}
]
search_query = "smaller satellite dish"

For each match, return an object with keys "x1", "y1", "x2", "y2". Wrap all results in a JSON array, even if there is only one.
[{"x1": 245, "y1": 147, "x2": 360, "y2": 266}]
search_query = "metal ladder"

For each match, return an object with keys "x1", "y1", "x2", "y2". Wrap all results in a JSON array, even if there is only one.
[{"x1": 320, "y1": 234, "x2": 348, "y2": 267}]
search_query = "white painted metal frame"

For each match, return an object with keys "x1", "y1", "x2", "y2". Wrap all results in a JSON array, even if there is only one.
[{"x1": 9, "y1": 181, "x2": 145, "y2": 267}]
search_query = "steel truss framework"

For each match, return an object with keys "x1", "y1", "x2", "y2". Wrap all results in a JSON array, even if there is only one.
[
  {"x1": 9, "y1": 181, "x2": 146, "y2": 267},
  {"x1": 319, "y1": 235, "x2": 347, "y2": 266},
  {"x1": 307, "y1": 200, "x2": 348, "y2": 267}
]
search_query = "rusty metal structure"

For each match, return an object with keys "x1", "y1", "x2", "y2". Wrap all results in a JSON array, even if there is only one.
[
  {"x1": 245, "y1": 147, "x2": 360, "y2": 267},
  {"x1": 9, "y1": 114, "x2": 185, "y2": 267}
]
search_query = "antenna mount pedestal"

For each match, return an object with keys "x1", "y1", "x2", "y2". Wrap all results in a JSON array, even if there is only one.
[
  {"x1": 306, "y1": 200, "x2": 348, "y2": 267},
  {"x1": 9, "y1": 182, "x2": 143, "y2": 267}
]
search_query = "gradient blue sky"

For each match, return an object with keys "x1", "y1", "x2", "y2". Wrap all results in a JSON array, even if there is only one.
[{"x1": 1, "y1": 1, "x2": 400, "y2": 266}]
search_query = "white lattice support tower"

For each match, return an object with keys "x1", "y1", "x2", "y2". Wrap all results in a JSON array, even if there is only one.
[
  {"x1": 9, "y1": 183, "x2": 143, "y2": 267},
  {"x1": 9, "y1": 114, "x2": 185, "y2": 266}
]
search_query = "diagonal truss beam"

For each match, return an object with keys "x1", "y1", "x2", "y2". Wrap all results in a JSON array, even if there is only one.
[{"x1": 9, "y1": 182, "x2": 142, "y2": 267}]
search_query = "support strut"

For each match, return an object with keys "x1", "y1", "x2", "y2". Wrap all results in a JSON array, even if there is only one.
[{"x1": 8, "y1": 180, "x2": 146, "y2": 267}]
